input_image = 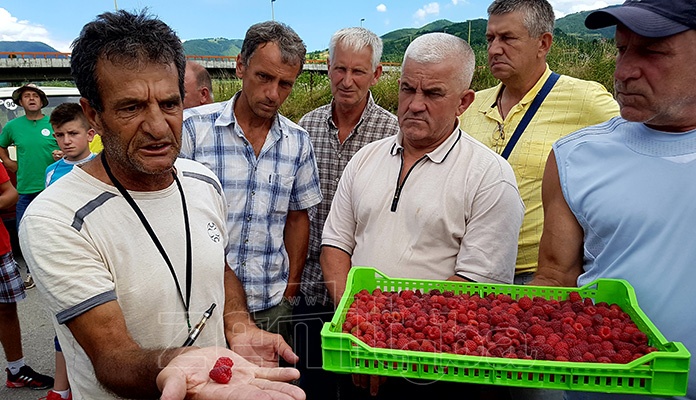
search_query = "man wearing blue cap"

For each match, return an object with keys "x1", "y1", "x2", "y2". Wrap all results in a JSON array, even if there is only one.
[{"x1": 532, "y1": 0, "x2": 696, "y2": 399}]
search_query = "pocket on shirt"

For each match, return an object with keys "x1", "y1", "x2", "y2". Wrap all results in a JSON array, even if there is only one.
[{"x1": 266, "y1": 173, "x2": 295, "y2": 214}]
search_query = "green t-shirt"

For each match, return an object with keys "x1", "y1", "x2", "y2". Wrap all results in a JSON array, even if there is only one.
[{"x1": 0, "y1": 115, "x2": 58, "y2": 194}]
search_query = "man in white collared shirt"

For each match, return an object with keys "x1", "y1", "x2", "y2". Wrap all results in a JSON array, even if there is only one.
[{"x1": 320, "y1": 32, "x2": 525, "y2": 399}]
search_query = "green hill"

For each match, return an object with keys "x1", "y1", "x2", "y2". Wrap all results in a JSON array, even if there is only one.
[
  {"x1": 183, "y1": 38, "x2": 244, "y2": 57},
  {"x1": 555, "y1": 9, "x2": 616, "y2": 40}
]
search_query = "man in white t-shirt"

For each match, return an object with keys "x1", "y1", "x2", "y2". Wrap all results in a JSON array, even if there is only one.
[{"x1": 19, "y1": 10, "x2": 303, "y2": 400}]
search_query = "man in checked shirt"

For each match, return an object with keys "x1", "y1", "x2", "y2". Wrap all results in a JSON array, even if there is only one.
[
  {"x1": 181, "y1": 21, "x2": 322, "y2": 355},
  {"x1": 294, "y1": 27, "x2": 400, "y2": 399}
]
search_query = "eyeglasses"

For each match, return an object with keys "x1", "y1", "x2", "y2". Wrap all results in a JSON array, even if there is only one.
[{"x1": 492, "y1": 122, "x2": 505, "y2": 154}]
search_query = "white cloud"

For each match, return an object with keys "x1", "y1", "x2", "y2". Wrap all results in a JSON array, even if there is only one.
[
  {"x1": 549, "y1": 0, "x2": 623, "y2": 18},
  {"x1": 414, "y1": 2, "x2": 440, "y2": 21},
  {"x1": 377, "y1": 4, "x2": 387, "y2": 12},
  {"x1": 0, "y1": 8, "x2": 71, "y2": 52},
  {"x1": 451, "y1": 0, "x2": 459, "y2": 5}
]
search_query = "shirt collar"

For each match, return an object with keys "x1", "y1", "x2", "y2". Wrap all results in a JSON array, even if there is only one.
[
  {"x1": 517, "y1": 64, "x2": 552, "y2": 107},
  {"x1": 217, "y1": 91, "x2": 282, "y2": 140},
  {"x1": 327, "y1": 91, "x2": 377, "y2": 131},
  {"x1": 390, "y1": 123, "x2": 462, "y2": 164}
]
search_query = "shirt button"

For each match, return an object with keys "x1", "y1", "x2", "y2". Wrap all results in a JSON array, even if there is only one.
[
  {"x1": 335, "y1": 177, "x2": 339, "y2": 183},
  {"x1": 251, "y1": 191, "x2": 255, "y2": 196},
  {"x1": 247, "y1": 216, "x2": 252, "y2": 221}
]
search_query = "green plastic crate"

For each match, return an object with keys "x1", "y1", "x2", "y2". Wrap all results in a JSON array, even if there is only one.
[{"x1": 321, "y1": 267, "x2": 690, "y2": 396}]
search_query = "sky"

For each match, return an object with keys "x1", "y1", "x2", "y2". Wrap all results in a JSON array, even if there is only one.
[{"x1": 0, "y1": 0, "x2": 623, "y2": 53}]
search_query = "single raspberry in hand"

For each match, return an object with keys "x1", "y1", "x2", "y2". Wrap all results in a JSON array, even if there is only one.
[{"x1": 213, "y1": 356, "x2": 234, "y2": 369}]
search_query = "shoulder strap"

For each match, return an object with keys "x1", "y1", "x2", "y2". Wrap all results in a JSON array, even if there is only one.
[{"x1": 500, "y1": 72, "x2": 560, "y2": 159}]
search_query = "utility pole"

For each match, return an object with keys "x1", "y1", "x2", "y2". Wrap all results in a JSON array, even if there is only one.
[
  {"x1": 468, "y1": 20, "x2": 471, "y2": 44},
  {"x1": 360, "y1": 18, "x2": 365, "y2": 27},
  {"x1": 271, "y1": 0, "x2": 276, "y2": 21},
  {"x1": 114, "y1": 0, "x2": 118, "y2": 10}
]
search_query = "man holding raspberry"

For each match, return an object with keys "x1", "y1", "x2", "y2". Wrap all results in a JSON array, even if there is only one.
[
  {"x1": 19, "y1": 10, "x2": 304, "y2": 400},
  {"x1": 534, "y1": 0, "x2": 696, "y2": 399}
]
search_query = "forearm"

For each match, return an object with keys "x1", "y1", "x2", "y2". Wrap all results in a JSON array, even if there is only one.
[
  {"x1": 283, "y1": 210, "x2": 309, "y2": 299},
  {"x1": 0, "y1": 147, "x2": 17, "y2": 173},
  {"x1": 320, "y1": 245, "x2": 352, "y2": 305},
  {"x1": 64, "y1": 301, "x2": 192, "y2": 399},
  {"x1": 90, "y1": 346, "x2": 190, "y2": 398},
  {"x1": 0, "y1": 182, "x2": 18, "y2": 209},
  {"x1": 222, "y1": 267, "x2": 255, "y2": 333}
]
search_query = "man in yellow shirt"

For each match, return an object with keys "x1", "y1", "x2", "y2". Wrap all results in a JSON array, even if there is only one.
[{"x1": 460, "y1": 0, "x2": 619, "y2": 284}]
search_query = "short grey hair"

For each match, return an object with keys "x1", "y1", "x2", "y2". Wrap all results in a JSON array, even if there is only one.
[
  {"x1": 239, "y1": 21, "x2": 306, "y2": 75},
  {"x1": 403, "y1": 33, "x2": 475, "y2": 89},
  {"x1": 328, "y1": 27, "x2": 383, "y2": 71},
  {"x1": 487, "y1": 0, "x2": 555, "y2": 38}
]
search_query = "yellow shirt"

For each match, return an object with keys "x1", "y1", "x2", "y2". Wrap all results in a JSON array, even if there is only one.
[
  {"x1": 459, "y1": 66, "x2": 619, "y2": 275},
  {"x1": 89, "y1": 134, "x2": 103, "y2": 154}
]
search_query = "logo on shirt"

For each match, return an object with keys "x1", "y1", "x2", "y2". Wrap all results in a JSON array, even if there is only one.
[
  {"x1": 3, "y1": 99, "x2": 17, "y2": 111},
  {"x1": 41, "y1": 129, "x2": 51, "y2": 136},
  {"x1": 207, "y1": 222, "x2": 221, "y2": 243}
]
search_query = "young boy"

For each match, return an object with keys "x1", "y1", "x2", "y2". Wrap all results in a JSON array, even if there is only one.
[
  {"x1": 46, "y1": 103, "x2": 96, "y2": 187},
  {"x1": 0, "y1": 161, "x2": 54, "y2": 391},
  {"x1": 40, "y1": 103, "x2": 96, "y2": 400}
]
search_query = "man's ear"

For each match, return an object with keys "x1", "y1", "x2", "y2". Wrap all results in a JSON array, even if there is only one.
[
  {"x1": 456, "y1": 89, "x2": 476, "y2": 117},
  {"x1": 370, "y1": 64, "x2": 383, "y2": 87},
  {"x1": 80, "y1": 98, "x2": 101, "y2": 133},
  {"x1": 86, "y1": 128, "x2": 96, "y2": 142},
  {"x1": 538, "y1": 32, "x2": 553, "y2": 58},
  {"x1": 235, "y1": 54, "x2": 245, "y2": 79}
]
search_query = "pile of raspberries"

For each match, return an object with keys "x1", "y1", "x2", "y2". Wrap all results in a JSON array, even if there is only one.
[{"x1": 341, "y1": 288, "x2": 658, "y2": 363}]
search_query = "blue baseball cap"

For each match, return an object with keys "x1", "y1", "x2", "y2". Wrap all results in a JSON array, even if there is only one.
[{"x1": 585, "y1": 0, "x2": 696, "y2": 38}]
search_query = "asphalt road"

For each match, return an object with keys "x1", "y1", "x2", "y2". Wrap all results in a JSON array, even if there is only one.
[{"x1": 0, "y1": 255, "x2": 57, "y2": 400}]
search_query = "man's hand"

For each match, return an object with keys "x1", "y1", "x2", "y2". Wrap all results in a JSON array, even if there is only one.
[
  {"x1": 157, "y1": 346, "x2": 305, "y2": 400},
  {"x1": 352, "y1": 374, "x2": 387, "y2": 397},
  {"x1": 226, "y1": 323, "x2": 299, "y2": 367}
]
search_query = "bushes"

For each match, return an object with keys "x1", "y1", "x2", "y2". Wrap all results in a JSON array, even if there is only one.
[{"x1": 211, "y1": 38, "x2": 617, "y2": 123}]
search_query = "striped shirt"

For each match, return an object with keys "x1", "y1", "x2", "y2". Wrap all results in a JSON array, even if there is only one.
[
  {"x1": 181, "y1": 93, "x2": 322, "y2": 312},
  {"x1": 298, "y1": 93, "x2": 400, "y2": 305}
]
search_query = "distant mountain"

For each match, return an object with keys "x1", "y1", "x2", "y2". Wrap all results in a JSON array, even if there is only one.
[
  {"x1": 183, "y1": 38, "x2": 244, "y2": 57},
  {"x1": 1, "y1": 10, "x2": 615, "y2": 61},
  {"x1": 0, "y1": 41, "x2": 58, "y2": 53},
  {"x1": 555, "y1": 9, "x2": 616, "y2": 41}
]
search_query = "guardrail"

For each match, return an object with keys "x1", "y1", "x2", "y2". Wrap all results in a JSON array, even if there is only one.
[
  {"x1": 0, "y1": 52, "x2": 402, "y2": 66},
  {"x1": 0, "y1": 52, "x2": 400, "y2": 82},
  {"x1": 0, "y1": 51, "x2": 72, "y2": 59}
]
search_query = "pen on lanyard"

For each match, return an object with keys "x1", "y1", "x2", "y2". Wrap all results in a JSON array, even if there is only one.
[{"x1": 182, "y1": 303, "x2": 216, "y2": 347}]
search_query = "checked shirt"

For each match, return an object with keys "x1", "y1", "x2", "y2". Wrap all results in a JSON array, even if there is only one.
[
  {"x1": 182, "y1": 94, "x2": 322, "y2": 312},
  {"x1": 298, "y1": 93, "x2": 399, "y2": 306}
]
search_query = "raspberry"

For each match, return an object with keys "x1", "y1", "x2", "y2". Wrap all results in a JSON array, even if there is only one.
[
  {"x1": 597, "y1": 326, "x2": 612, "y2": 340},
  {"x1": 518, "y1": 296, "x2": 533, "y2": 311},
  {"x1": 582, "y1": 352, "x2": 596, "y2": 362},
  {"x1": 213, "y1": 356, "x2": 234, "y2": 369},
  {"x1": 631, "y1": 331, "x2": 648, "y2": 346},
  {"x1": 209, "y1": 365, "x2": 232, "y2": 384},
  {"x1": 528, "y1": 324, "x2": 545, "y2": 336},
  {"x1": 568, "y1": 292, "x2": 582, "y2": 303}
]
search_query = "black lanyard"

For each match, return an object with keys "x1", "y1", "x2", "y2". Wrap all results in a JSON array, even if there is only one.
[{"x1": 101, "y1": 154, "x2": 193, "y2": 329}]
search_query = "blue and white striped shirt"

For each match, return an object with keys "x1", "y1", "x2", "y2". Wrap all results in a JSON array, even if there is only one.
[{"x1": 182, "y1": 94, "x2": 322, "y2": 312}]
